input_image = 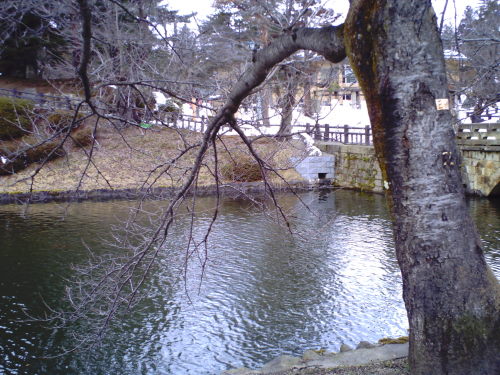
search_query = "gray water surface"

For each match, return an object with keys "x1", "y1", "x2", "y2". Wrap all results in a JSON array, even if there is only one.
[{"x1": 0, "y1": 190, "x2": 498, "y2": 374}]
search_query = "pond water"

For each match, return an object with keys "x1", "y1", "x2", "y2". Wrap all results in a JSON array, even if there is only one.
[{"x1": 0, "y1": 190, "x2": 499, "y2": 375}]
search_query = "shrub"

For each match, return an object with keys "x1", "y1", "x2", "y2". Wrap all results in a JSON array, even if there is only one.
[
  {"x1": 47, "y1": 110, "x2": 83, "y2": 132},
  {"x1": 0, "y1": 96, "x2": 34, "y2": 140},
  {"x1": 0, "y1": 137, "x2": 65, "y2": 176},
  {"x1": 71, "y1": 126, "x2": 94, "y2": 148},
  {"x1": 220, "y1": 155, "x2": 262, "y2": 182}
]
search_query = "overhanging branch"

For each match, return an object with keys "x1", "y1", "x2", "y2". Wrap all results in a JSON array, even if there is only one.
[{"x1": 217, "y1": 25, "x2": 346, "y2": 118}]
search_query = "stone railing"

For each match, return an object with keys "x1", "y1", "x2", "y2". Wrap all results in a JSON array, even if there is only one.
[{"x1": 456, "y1": 123, "x2": 499, "y2": 151}]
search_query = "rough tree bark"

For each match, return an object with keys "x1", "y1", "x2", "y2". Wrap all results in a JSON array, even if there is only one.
[{"x1": 344, "y1": 1, "x2": 500, "y2": 374}]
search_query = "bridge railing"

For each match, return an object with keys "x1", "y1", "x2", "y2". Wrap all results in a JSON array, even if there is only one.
[{"x1": 456, "y1": 123, "x2": 499, "y2": 150}]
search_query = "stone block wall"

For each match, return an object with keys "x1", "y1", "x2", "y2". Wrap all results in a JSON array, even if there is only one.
[
  {"x1": 314, "y1": 141, "x2": 500, "y2": 196},
  {"x1": 316, "y1": 143, "x2": 384, "y2": 192},
  {"x1": 460, "y1": 149, "x2": 500, "y2": 196},
  {"x1": 292, "y1": 155, "x2": 335, "y2": 181}
]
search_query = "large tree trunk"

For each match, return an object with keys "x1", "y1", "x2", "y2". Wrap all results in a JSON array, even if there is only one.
[
  {"x1": 302, "y1": 51, "x2": 315, "y2": 118},
  {"x1": 345, "y1": 1, "x2": 500, "y2": 374},
  {"x1": 303, "y1": 78, "x2": 314, "y2": 118},
  {"x1": 277, "y1": 65, "x2": 300, "y2": 137},
  {"x1": 260, "y1": 87, "x2": 271, "y2": 126}
]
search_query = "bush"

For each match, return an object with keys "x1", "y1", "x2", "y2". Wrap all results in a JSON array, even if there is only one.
[
  {"x1": 47, "y1": 110, "x2": 83, "y2": 132},
  {"x1": 0, "y1": 137, "x2": 65, "y2": 176},
  {"x1": 220, "y1": 155, "x2": 262, "y2": 182},
  {"x1": 71, "y1": 126, "x2": 94, "y2": 148},
  {"x1": 0, "y1": 96, "x2": 34, "y2": 140}
]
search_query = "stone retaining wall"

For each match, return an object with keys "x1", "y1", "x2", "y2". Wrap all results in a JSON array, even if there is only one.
[
  {"x1": 460, "y1": 149, "x2": 500, "y2": 196},
  {"x1": 291, "y1": 155, "x2": 335, "y2": 181},
  {"x1": 316, "y1": 143, "x2": 384, "y2": 193},
  {"x1": 316, "y1": 142, "x2": 500, "y2": 196},
  {"x1": 0, "y1": 180, "x2": 315, "y2": 205}
]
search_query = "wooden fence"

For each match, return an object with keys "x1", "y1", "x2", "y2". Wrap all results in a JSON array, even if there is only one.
[
  {"x1": 303, "y1": 123, "x2": 372, "y2": 145},
  {"x1": 466, "y1": 107, "x2": 500, "y2": 122},
  {"x1": 166, "y1": 115, "x2": 374, "y2": 145},
  {"x1": 3, "y1": 88, "x2": 497, "y2": 148}
]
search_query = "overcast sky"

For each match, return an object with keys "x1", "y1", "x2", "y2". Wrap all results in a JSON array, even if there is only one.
[{"x1": 164, "y1": 0, "x2": 483, "y2": 26}]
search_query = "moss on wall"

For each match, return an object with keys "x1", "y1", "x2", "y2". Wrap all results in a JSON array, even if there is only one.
[{"x1": 317, "y1": 143, "x2": 384, "y2": 193}]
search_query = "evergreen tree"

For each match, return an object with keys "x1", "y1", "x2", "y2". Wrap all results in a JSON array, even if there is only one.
[{"x1": 0, "y1": 2, "x2": 67, "y2": 78}]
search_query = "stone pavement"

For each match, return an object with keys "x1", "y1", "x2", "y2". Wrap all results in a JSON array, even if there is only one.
[{"x1": 222, "y1": 343, "x2": 409, "y2": 375}]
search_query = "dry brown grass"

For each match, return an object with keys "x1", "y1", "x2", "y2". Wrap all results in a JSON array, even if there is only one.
[{"x1": 0, "y1": 122, "x2": 306, "y2": 194}]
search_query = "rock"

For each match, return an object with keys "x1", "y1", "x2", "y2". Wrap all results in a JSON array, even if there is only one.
[
  {"x1": 261, "y1": 355, "x2": 302, "y2": 372},
  {"x1": 356, "y1": 341, "x2": 376, "y2": 349},
  {"x1": 302, "y1": 349, "x2": 322, "y2": 361},
  {"x1": 339, "y1": 343, "x2": 353, "y2": 352},
  {"x1": 221, "y1": 367, "x2": 260, "y2": 375},
  {"x1": 306, "y1": 343, "x2": 409, "y2": 369},
  {"x1": 321, "y1": 350, "x2": 337, "y2": 358}
]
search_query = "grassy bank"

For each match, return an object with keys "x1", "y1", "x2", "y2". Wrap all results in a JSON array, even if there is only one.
[{"x1": 0, "y1": 122, "x2": 307, "y2": 199}]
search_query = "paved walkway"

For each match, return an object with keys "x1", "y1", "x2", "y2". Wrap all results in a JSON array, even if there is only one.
[{"x1": 223, "y1": 343, "x2": 409, "y2": 374}]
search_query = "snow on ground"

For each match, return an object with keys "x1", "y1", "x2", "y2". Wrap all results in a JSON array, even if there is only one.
[
  {"x1": 454, "y1": 97, "x2": 500, "y2": 125},
  {"x1": 172, "y1": 98, "x2": 371, "y2": 137},
  {"x1": 152, "y1": 91, "x2": 167, "y2": 106},
  {"x1": 228, "y1": 99, "x2": 371, "y2": 137},
  {"x1": 300, "y1": 133, "x2": 322, "y2": 156},
  {"x1": 153, "y1": 91, "x2": 498, "y2": 142},
  {"x1": 153, "y1": 89, "x2": 370, "y2": 135},
  {"x1": 236, "y1": 99, "x2": 370, "y2": 128}
]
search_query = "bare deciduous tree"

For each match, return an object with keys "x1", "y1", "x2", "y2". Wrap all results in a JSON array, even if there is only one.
[{"x1": 442, "y1": 1, "x2": 499, "y2": 121}]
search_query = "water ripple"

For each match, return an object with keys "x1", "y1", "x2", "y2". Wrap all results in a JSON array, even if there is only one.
[{"x1": 0, "y1": 193, "x2": 498, "y2": 374}]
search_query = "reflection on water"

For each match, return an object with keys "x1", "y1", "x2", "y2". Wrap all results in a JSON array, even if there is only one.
[{"x1": 0, "y1": 191, "x2": 498, "y2": 374}]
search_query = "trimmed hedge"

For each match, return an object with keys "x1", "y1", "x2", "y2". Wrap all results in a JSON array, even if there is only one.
[{"x1": 0, "y1": 96, "x2": 34, "y2": 140}]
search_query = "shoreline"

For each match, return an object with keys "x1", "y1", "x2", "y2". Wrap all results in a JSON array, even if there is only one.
[
  {"x1": 0, "y1": 180, "x2": 328, "y2": 205},
  {"x1": 2, "y1": 180, "x2": 494, "y2": 206},
  {"x1": 222, "y1": 339, "x2": 410, "y2": 375}
]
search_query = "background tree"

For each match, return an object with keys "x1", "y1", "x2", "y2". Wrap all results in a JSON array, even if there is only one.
[
  {"x1": 205, "y1": 0, "x2": 342, "y2": 133},
  {"x1": 443, "y1": 0, "x2": 499, "y2": 121},
  {"x1": 0, "y1": 1, "x2": 68, "y2": 78},
  {"x1": 86, "y1": 0, "x2": 178, "y2": 122}
]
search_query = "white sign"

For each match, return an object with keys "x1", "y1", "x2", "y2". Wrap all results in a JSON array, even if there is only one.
[{"x1": 435, "y1": 98, "x2": 450, "y2": 110}]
